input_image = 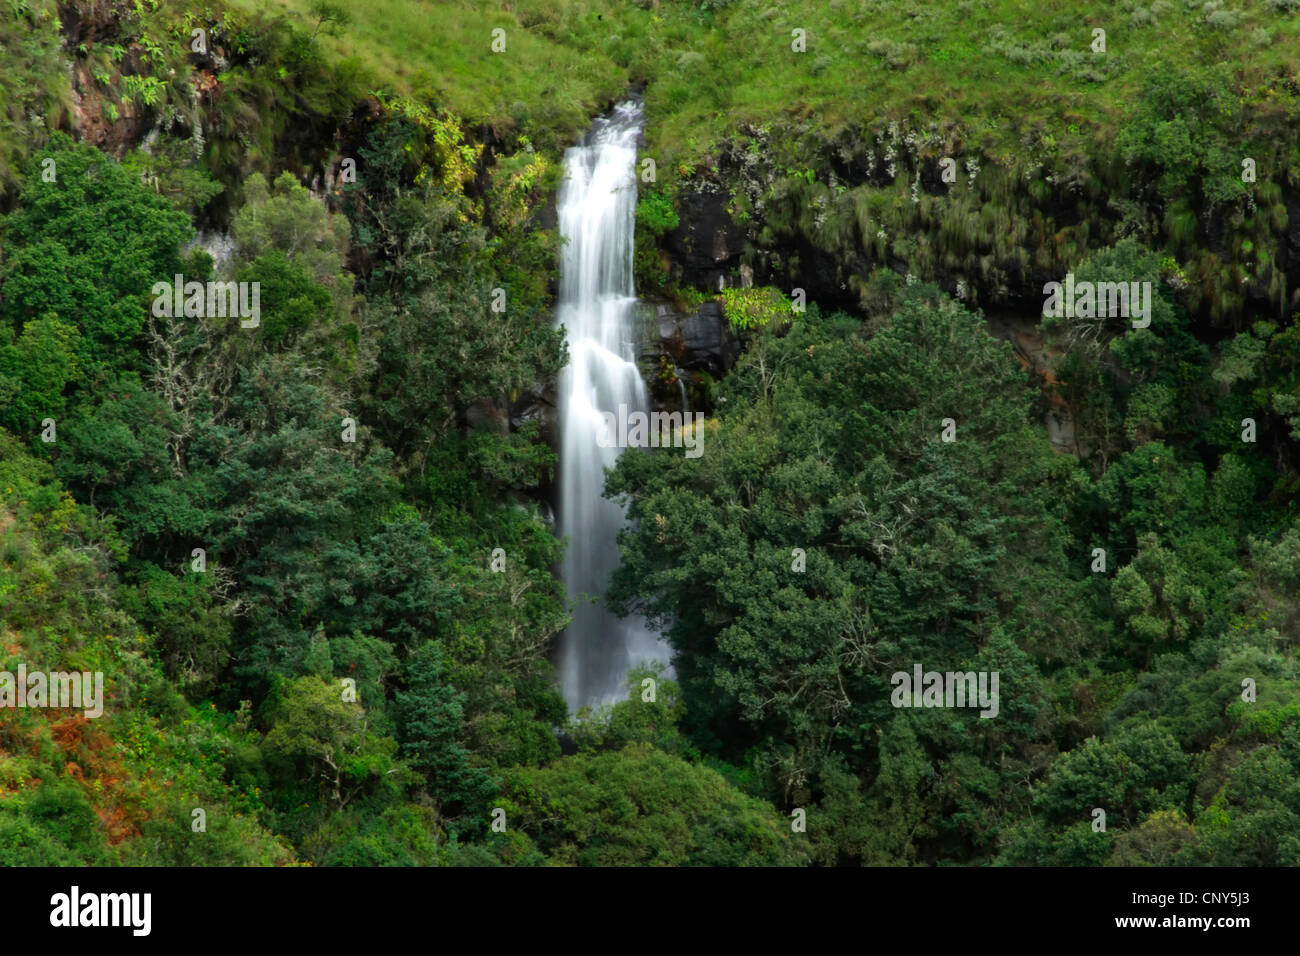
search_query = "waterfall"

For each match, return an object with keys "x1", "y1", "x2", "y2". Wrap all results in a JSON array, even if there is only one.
[{"x1": 554, "y1": 100, "x2": 673, "y2": 713}]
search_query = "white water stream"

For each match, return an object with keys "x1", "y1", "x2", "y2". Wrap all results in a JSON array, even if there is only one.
[{"x1": 554, "y1": 100, "x2": 673, "y2": 712}]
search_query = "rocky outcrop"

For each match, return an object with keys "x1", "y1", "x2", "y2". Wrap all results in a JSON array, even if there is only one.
[
  {"x1": 653, "y1": 116, "x2": 1300, "y2": 331},
  {"x1": 665, "y1": 183, "x2": 748, "y2": 293},
  {"x1": 507, "y1": 382, "x2": 558, "y2": 446},
  {"x1": 633, "y1": 298, "x2": 741, "y2": 412},
  {"x1": 1287, "y1": 195, "x2": 1300, "y2": 313},
  {"x1": 648, "y1": 300, "x2": 740, "y2": 377}
]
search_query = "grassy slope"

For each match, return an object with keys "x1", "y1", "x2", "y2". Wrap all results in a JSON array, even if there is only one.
[{"x1": 231, "y1": 0, "x2": 1300, "y2": 169}]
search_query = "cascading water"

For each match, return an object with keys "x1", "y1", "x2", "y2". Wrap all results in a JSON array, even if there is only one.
[{"x1": 554, "y1": 100, "x2": 673, "y2": 713}]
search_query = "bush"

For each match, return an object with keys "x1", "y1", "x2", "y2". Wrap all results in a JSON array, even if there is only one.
[{"x1": 719, "y1": 285, "x2": 793, "y2": 330}]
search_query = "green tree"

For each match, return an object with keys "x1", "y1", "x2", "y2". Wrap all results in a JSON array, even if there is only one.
[
  {"x1": 344, "y1": 123, "x2": 564, "y2": 463},
  {"x1": 393, "y1": 641, "x2": 497, "y2": 821},
  {"x1": 262, "y1": 676, "x2": 409, "y2": 810},
  {"x1": 1, "y1": 136, "x2": 191, "y2": 380},
  {"x1": 606, "y1": 286, "x2": 1091, "y2": 862},
  {"x1": 503, "y1": 743, "x2": 807, "y2": 866}
]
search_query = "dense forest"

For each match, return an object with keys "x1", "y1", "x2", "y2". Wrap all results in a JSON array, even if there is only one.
[{"x1": 1, "y1": 0, "x2": 1300, "y2": 867}]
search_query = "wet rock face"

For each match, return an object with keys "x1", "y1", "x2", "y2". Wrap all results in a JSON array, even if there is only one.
[
  {"x1": 505, "y1": 382, "x2": 558, "y2": 444},
  {"x1": 465, "y1": 396, "x2": 511, "y2": 436},
  {"x1": 71, "y1": 62, "x2": 146, "y2": 158},
  {"x1": 1286, "y1": 195, "x2": 1300, "y2": 311},
  {"x1": 632, "y1": 297, "x2": 741, "y2": 414},
  {"x1": 665, "y1": 183, "x2": 747, "y2": 291},
  {"x1": 647, "y1": 299, "x2": 740, "y2": 378},
  {"x1": 661, "y1": 177, "x2": 863, "y2": 314}
]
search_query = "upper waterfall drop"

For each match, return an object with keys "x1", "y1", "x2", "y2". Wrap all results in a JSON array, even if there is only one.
[{"x1": 553, "y1": 100, "x2": 673, "y2": 713}]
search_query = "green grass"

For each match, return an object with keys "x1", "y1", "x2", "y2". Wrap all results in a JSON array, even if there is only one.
[
  {"x1": 15, "y1": 0, "x2": 1298, "y2": 201},
  {"x1": 228, "y1": 0, "x2": 648, "y2": 149},
  {"x1": 8, "y1": 0, "x2": 1300, "y2": 196},
  {"x1": 226, "y1": 0, "x2": 1300, "y2": 174}
]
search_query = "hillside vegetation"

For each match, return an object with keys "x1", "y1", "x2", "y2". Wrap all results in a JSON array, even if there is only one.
[{"x1": 0, "y1": 0, "x2": 1299, "y2": 866}]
